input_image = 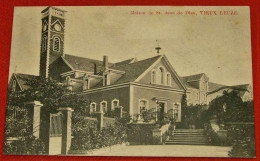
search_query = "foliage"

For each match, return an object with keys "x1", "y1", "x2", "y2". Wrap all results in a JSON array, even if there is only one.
[
  {"x1": 228, "y1": 124, "x2": 255, "y2": 157},
  {"x1": 4, "y1": 135, "x2": 46, "y2": 155},
  {"x1": 126, "y1": 123, "x2": 155, "y2": 145},
  {"x1": 206, "y1": 90, "x2": 253, "y2": 124},
  {"x1": 179, "y1": 104, "x2": 207, "y2": 129},
  {"x1": 204, "y1": 122, "x2": 227, "y2": 146},
  {"x1": 70, "y1": 115, "x2": 130, "y2": 151}
]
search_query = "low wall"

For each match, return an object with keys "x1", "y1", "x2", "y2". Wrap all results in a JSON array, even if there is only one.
[
  {"x1": 127, "y1": 123, "x2": 156, "y2": 145},
  {"x1": 103, "y1": 117, "x2": 116, "y2": 127}
]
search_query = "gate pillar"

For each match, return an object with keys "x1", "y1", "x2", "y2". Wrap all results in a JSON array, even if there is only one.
[{"x1": 58, "y1": 107, "x2": 74, "y2": 155}]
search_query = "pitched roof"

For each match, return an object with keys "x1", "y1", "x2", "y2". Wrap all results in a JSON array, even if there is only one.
[
  {"x1": 208, "y1": 83, "x2": 250, "y2": 94},
  {"x1": 179, "y1": 77, "x2": 198, "y2": 90},
  {"x1": 63, "y1": 54, "x2": 114, "y2": 73},
  {"x1": 114, "y1": 58, "x2": 137, "y2": 67},
  {"x1": 14, "y1": 73, "x2": 39, "y2": 90},
  {"x1": 110, "y1": 55, "x2": 161, "y2": 84},
  {"x1": 181, "y1": 73, "x2": 205, "y2": 82},
  {"x1": 208, "y1": 82, "x2": 225, "y2": 92}
]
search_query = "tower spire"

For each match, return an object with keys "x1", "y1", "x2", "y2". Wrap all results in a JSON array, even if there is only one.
[{"x1": 155, "y1": 40, "x2": 161, "y2": 55}]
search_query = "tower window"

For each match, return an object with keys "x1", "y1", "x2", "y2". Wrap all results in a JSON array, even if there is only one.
[
  {"x1": 42, "y1": 36, "x2": 47, "y2": 52},
  {"x1": 53, "y1": 37, "x2": 60, "y2": 52}
]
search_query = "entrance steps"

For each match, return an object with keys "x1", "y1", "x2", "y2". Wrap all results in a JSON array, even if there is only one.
[{"x1": 165, "y1": 129, "x2": 208, "y2": 145}]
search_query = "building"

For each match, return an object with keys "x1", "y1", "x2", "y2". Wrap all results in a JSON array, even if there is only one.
[{"x1": 8, "y1": 6, "x2": 253, "y2": 123}]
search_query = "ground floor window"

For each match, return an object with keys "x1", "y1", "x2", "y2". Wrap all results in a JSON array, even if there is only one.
[
  {"x1": 90, "y1": 102, "x2": 97, "y2": 113},
  {"x1": 111, "y1": 99, "x2": 119, "y2": 110},
  {"x1": 100, "y1": 101, "x2": 107, "y2": 113}
]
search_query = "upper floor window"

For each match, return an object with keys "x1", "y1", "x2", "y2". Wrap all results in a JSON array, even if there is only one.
[
  {"x1": 111, "y1": 99, "x2": 119, "y2": 110},
  {"x1": 166, "y1": 72, "x2": 171, "y2": 86},
  {"x1": 159, "y1": 67, "x2": 165, "y2": 84},
  {"x1": 151, "y1": 70, "x2": 156, "y2": 84},
  {"x1": 53, "y1": 37, "x2": 60, "y2": 52},
  {"x1": 186, "y1": 93, "x2": 190, "y2": 99},
  {"x1": 100, "y1": 101, "x2": 107, "y2": 113}
]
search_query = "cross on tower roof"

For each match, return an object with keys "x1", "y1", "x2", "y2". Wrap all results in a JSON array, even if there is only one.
[{"x1": 155, "y1": 40, "x2": 161, "y2": 55}]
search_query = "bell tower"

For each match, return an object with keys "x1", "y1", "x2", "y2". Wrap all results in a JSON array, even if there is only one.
[{"x1": 39, "y1": 7, "x2": 66, "y2": 78}]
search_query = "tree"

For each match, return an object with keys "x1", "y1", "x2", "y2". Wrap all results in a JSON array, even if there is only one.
[{"x1": 4, "y1": 76, "x2": 90, "y2": 154}]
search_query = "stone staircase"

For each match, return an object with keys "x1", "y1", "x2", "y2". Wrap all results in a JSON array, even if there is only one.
[{"x1": 165, "y1": 129, "x2": 208, "y2": 145}]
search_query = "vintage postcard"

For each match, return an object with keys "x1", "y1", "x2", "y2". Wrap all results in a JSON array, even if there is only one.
[{"x1": 4, "y1": 6, "x2": 254, "y2": 157}]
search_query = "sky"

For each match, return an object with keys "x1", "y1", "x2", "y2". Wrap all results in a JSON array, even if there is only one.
[{"x1": 9, "y1": 6, "x2": 252, "y2": 85}]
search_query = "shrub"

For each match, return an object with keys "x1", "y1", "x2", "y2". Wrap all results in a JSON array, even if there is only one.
[
  {"x1": 126, "y1": 124, "x2": 155, "y2": 145},
  {"x1": 4, "y1": 135, "x2": 46, "y2": 155}
]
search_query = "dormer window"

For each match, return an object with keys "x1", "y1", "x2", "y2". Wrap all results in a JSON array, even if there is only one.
[
  {"x1": 103, "y1": 73, "x2": 110, "y2": 86},
  {"x1": 83, "y1": 78, "x2": 89, "y2": 90},
  {"x1": 53, "y1": 37, "x2": 60, "y2": 52}
]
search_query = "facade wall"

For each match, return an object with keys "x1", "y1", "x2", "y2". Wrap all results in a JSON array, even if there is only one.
[
  {"x1": 139, "y1": 61, "x2": 182, "y2": 90},
  {"x1": 132, "y1": 84, "x2": 184, "y2": 122},
  {"x1": 78, "y1": 85, "x2": 130, "y2": 113}
]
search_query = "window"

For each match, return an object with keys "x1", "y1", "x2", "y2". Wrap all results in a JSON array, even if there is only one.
[
  {"x1": 186, "y1": 93, "x2": 190, "y2": 99},
  {"x1": 90, "y1": 102, "x2": 96, "y2": 113},
  {"x1": 53, "y1": 37, "x2": 60, "y2": 52},
  {"x1": 111, "y1": 99, "x2": 119, "y2": 110},
  {"x1": 12, "y1": 80, "x2": 16, "y2": 92},
  {"x1": 151, "y1": 70, "x2": 156, "y2": 84},
  {"x1": 83, "y1": 78, "x2": 89, "y2": 90},
  {"x1": 196, "y1": 93, "x2": 199, "y2": 100},
  {"x1": 159, "y1": 67, "x2": 164, "y2": 84},
  {"x1": 139, "y1": 99, "x2": 148, "y2": 114},
  {"x1": 166, "y1": 72, "x2": 171, "y2": 86},
  {"x1": 100, "y1": 101, "x2": 107, "y2": 113},
  {"x1": 42, "y1": 36, "x2": 47, "y2": 52}
]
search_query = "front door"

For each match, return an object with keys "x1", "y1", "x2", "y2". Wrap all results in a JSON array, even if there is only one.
[{"x1": 158, "y1": 102, "x2": 165, "y2": 121}]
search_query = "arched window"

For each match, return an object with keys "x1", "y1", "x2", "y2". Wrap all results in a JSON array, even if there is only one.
[
  {"x1": 90, "y1": 102, "x2": 97, "y2": 113},
  {"x1": 166, "y1": 72, "x2": 171, "y2": 86},
  {"x1": 159, "y1": 67, "x2": 164, "y2": 84},
  {"x1": 100, "y1": 101, "x2": 107, "y2": 113},
  {"x1": 41, "y1": 36, "x2": 47, "y2": 52},
  {"x1": 53, "y1": 37, "x2": 60, "y2": 52},
  {"x1": 151, "y1": 70, "x2": 156, "y2": 84},
  {"x1": 111, "y1": 99, "x2": 119, "y2": 110}
]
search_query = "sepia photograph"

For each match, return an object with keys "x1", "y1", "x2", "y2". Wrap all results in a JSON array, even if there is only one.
[{"x1": 3, "y1": 6, "x2": 255, "y2": 157}]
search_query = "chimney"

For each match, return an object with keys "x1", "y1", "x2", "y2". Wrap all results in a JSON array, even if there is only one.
[
  {"x1": 93, "y1": 63, "x2": 97, "y2": 75},
  {"x1": 103, "y1": 56, "x2": 108, "y2": 69}
]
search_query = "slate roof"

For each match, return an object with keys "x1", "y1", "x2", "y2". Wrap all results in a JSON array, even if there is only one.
[
  {"x1": 110, "y1": 55, "x2": 161, "y2": 84},
  {"x1": 181, "y1": 73, "x2": 205, "y2": 82},
  {"x1": 208, "y1": 82, "x2": 225, "y2": 92},
  {"x1": 63, "y1": 54, "x2": 114, "y2": 73},
  {"x1": 14, "y1": 73, "x2": 39, "y2": 90},
  {"x1": 114, "y1": 58, "x2": 137, "y2": 67},
  {"x1": 179, "y1": 77, "x2": 198, "y2": 90},
  {"x1": 208, "y1": 83, "x2": 250, "y2": 94}
]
